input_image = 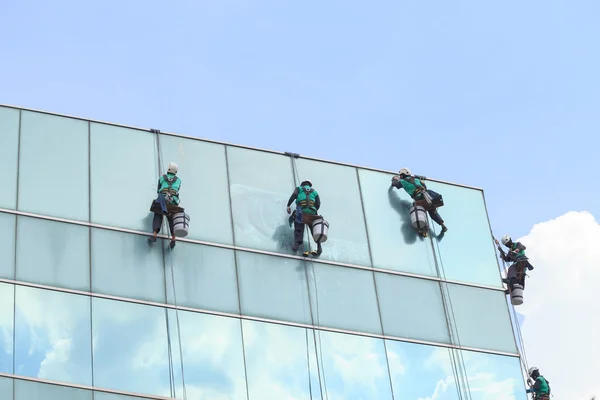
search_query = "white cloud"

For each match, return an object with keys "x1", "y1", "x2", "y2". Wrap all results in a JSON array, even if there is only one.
[{"x1": 517, "y1": 211, "x2": 600, "y2": 400}]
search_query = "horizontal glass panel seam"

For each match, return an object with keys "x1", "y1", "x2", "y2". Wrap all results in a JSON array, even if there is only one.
[
  {"x1": 0, "y1": 373, "x2": 173, "y2": 399},
  {"x1": 0, "y1": 207, "x2": 508, "y2": 291},
  {"x1": 0, "y1": 104, "x2": 483, "y2": 191},
  {"x1": 0, "y1": 277, "x2": 520, "y2": 358}
]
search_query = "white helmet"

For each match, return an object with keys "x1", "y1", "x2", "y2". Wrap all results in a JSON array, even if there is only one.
[
  {"x1": 528, "y1": 367, "x2": 538, "y2": 377},
  {"x1": 167, "y1": 162, "x2": 178, "y2": 175},
  {"x1": 301, "y1": 179, "x2": 312, "y2": 187},
  {"x1": 399, "y1": 168, "x2": 411, "y2": 176},
  {"x1": 501, "y1": 235, "x2": 511, "y2": 245}
]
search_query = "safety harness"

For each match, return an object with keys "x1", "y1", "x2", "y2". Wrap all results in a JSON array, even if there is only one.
[
  {"x1": 297, "y1": 186, "x2": 317, "y2": 213},
  {"x1": 161, "y1": 174, "x2": 180, "y2": 203}
]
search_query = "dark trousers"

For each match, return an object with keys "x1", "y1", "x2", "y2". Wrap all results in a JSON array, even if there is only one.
[
  {"x1": 507, "y1": 262, "x2": 527, "y2": 289},
  {"x1": 427, "y1": 209, "x2": 444, "y2": 226},
  {"x1": 294, "y1": 214, "x2": 322, "y2": 250},
  {"x1": 153, "y1": 213, "x2": 174, "y2": 236}
]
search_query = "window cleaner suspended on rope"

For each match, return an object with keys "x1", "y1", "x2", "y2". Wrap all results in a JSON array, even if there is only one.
[
  {"x1": 391, "y1": 167, "x2": 448, "y2": 238},
  {"x1": 148, "y1": 162, "x2": 190, "y2": 248},
  {"x1": 286, "y1": 178, "x2": 329, "y2": 257},
  {"x1": 526, "y1": 367, "x2": 551, "y2": 400},
  {"x1": 495, "y1": 235, "x2": 534, "y2": 303}
]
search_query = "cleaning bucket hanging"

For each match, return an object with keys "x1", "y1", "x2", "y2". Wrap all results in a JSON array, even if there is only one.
[
  {"x1": 511, "y1": 284, "x2": 524, "y2": 305},
  {"x1": 311, "y1": 218, "x2": 329, "y2": 243},
  {"x1": 410, "y1": 205, "x2": 429, "y2": 231},
  {"x1": 172, "y1": 212, "x2": 190, "y2": 237}
]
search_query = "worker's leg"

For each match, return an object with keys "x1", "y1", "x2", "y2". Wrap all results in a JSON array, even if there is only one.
[
  {"x1": 428, "y1": 209, "x2": 448, "y2": 232},
  {"x1": 167, "y1": 214, "x2": 176, "y2": 248},
  {"x1": 148, "y1": 213, "x2": 163, "y2": 243},
  {"x1": 303, "y1": 214, "x2": 322, "y2": 255},
  {"x1": 292, "y1": 221, "x2": 305, "y2": 251},
  {"x1": 157, "y1": 194, "x2": 168, "y2": 215}
]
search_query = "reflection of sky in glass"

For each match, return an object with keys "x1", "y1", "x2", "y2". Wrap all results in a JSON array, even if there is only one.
[
  {"x1": 0, "y1": 283, "x2": 14, "y2": 374},
  {"x1": 14, "y1": 378, "x2": 92, "y2": 399},
  {"x1": 1, "y1": 282, "x2": 526, "y2": 400},
  {"x1": 14, "y1": 286, "x2": 92, "y2": 386}
]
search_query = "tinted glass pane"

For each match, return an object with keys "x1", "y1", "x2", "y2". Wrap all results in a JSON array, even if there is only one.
[
  {"x1": 385, "y1": 341, "x2": 459, "y2": 400},
  {"x1": 0, "y1": 376, "x2": 12, "y2": 398},
  {"x1": 91, "y1": 228, "x2": 165, "y2": 303},
  {"x1": 375, "y1": 273, "x2": 450, "y2": 343},
  {"x1": 446, "y1": 283, "x2": 517, "y2": 353},
  {"x1": 424, "y1": 181, "x2": 502, "y2": 287},
  {"x1": 237, "y1": 251, "x2": 311, "y2": 325},
  {"x1": 0, "y1": 212, "x2": 16, "y2": 279},
  {"x1": 318, "y1": 331, "x2": 393, "y2": 399},
  {"x1": 14, "y1": 378, "x2": 92, "y2": 400},
  {"x1": 18, "y1": 111, "x2": 89, "y2": 221},
  {"x1": 243, "y1": 320, "x2": 320, "y2": 400},
  {"x1": 92, "y1": 298, "x2": 171, "y2": 397},
  {"x1": 0, "y1": 106, "x2": 19, "y2": 209},
  {"x1": 309, "y1": 262, "x2": 382, "y2": 334},
  {"x1": 14, "y1": 286, "x2": 92, "y2": 386},
  {"x1": 165, "y1": 242, "x2": 239, "y2": 314},
  {"x1": 0, "y1": 283, "x2": 14, "y2": 374},
  {"x1": 167, "y1": 310, "x2": 247, "y2": 400},
  {"x1": 226, "y1": 147, "x2": 295, "y2": 253},
  {"x1": 94, "y1": 392, "x2": 150, "y2": 400},
  {"x1": 460, "y1": 350, "x2": 527, "y2": 400},
  {"x1": 294, "y1": 159, "x2": 371, "y2": 266},
  {"x1": 16, "y1": 216, "x2": 90, "y2": 291},
  {"x1": 90, "y1": 123, "x2": 158, "y2": 231},
  {"x1": 159, "y1": 134, "x2": 233, "y2": 245},
  {"x1": 358, "y1": 169, "x2": 438, "y2": 276}
]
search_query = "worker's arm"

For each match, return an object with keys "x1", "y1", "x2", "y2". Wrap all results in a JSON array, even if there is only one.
[
  {"x1": 286, "y1": 188, "x2": 299, "y2": 207},
  {"x1": 526, "y1": 378, "x2": 542, "y2": 393},
  {"x1": 515, "y1": 242, "x2": 527, "y2": 252},
  {"x1": 156, "y1": 179, "x2": 161, "y2": 193},
  {"x1": 314, "y1": 194, "x2": 321, "y2": 210}
]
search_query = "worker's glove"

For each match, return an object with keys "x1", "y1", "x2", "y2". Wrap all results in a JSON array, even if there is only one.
[{"x1": 287, "y1": 206, "x2": 291, "y2": 214}]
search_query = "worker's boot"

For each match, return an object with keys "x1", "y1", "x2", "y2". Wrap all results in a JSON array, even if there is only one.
[
  {"x1": 292, "y1": 242, "x2": 301, "y2": 251},
  {"x1": 441, "y1": 224, "x2": 448, "y2": 233}
]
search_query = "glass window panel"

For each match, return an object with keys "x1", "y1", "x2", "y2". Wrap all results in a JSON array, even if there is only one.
[
  {"x1": 375, "y1": 272, "x2": 450, "y2": 343},
  {"x1": 0, "y1": 283, "x2": 14, "y2": 374},
  {"x1": 0, "y1": 106, "x2": 19, "y2": 209},
  {"x1": 237, "y1": 251, "x2": 312, "y2": 325},
  {"x1": 318, "y1": 331, "x2": 393, "y2": 399},
  {"x1": 459, "y1": 350, "x2": 528, "y2": 400},
  {"x1": 424, "y1": 181, "x2": 502, "y2": 287},
  {"x1": 226, "y1": 146, "x2": 295, "y2": 253},
  {"x1": 159, "y1": 135, "x2": 233, "y2": 245},
  {"x1": 94, "y1": 392, "x2": 150, "y2": 400},
  {"x1": 18, "y1": 111, "x2": 89, "y2": 221},
  {"x1": 358, "y1": 168, "x2": 438, "y2": 276},
  {"x1": 309, "y1": 262, "x2": 382, "y2": 334},
  {"x1": 91, "y1": 228, "x2": 165, "y2": 303},
  {"x1": 166, "y1": 310, "x2": 247, "y2": 400},
  {"x1": 90, "y1": 123, "x2": 158, "y2": 231},
  {"x1": 294, "y1": 159, "x2": 371, "y2": 266},
  {"x1": 385, "y1": 340, "x2": 459, "y2": 400},
  {"x1": 92, "y1": 298, "x2": 171, "y2": 397},
  {"x1": 0, "y1": 212, "x2": 16, "y2": 279},
  {"x1": 165, "y1": 242, "x2": 239, "y2": 314},
  {"x1": 446, "y1": 283, "x2": 517, "y2": 353},
  {"x1": 0, "y1": 376, "x2": 12, "y2": 398},
  {"x1": 14, "y1": 378, "x2": 92, "y2": 400},
  {"x1": 243, "y1": 320, "x2": 319, "y2": 400},
  {"x1": 14, "y1": 286, "x2": 92, "y2": 386},
  {"x1": 16, "y1": 216, "x2": 90, "y2": 291}
]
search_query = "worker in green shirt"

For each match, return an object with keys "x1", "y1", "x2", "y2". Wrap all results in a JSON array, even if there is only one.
[
  {"x1": 391, "y1": 168, "x2": 448, "y2": 233},
  {"x1": 496, "y1": 235, "x2": 534, "y2": 295},
  {"x1": 287, "y1": 179, "x2": 322, "y2": 257},
  {"x1": 526, "y1": 367, "x2": 551, "y2": 400},
  {"x1": 148, "y1": 162, "x2": 181, "y2": 249}
]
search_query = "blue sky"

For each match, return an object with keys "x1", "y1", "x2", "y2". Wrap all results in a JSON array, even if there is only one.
[{"x1": 1, "y1": 0, "x2": 599, "y2": 239}]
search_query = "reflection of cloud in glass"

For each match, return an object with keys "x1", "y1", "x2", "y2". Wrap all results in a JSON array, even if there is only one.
[
  {"x1": 14, "y1": 286, "x2": 92, "y2": 386},
  {"x1": 0, "y1": 283, "x2": 14, "y2": 374}
]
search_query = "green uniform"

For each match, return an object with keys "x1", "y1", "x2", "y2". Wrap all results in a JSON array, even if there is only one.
[
  {"x1": 296, "y1": 185, "x2": 318, "y2": 214},
  {"x1": 158, "y1": 173, "x2": 181, "y2": 205},
  {"x1": 400, "y1": 177, "x2": 425, "y2": 199}
]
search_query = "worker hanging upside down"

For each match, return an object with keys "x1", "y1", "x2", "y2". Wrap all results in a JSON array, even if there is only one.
[
  {"x1": 496, "y1": 235, "x2": 534, "y2": 295},
  {"x1": 148, "y1": 162, "x2": 181, "y2": 249},
  {"x1": 391, "y1": 168, "x2": 448, "y2": 234},
  {"x1": 526, "y1": 367, "x2": 551, "y2": 399},
  {"x1": 286, "y1": 179, "x2": 323, "y2": 257}
]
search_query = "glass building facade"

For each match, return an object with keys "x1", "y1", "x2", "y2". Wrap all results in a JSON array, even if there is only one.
[{"x1": 0, "y1": 104, "x2": 528, "y2": 399}]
